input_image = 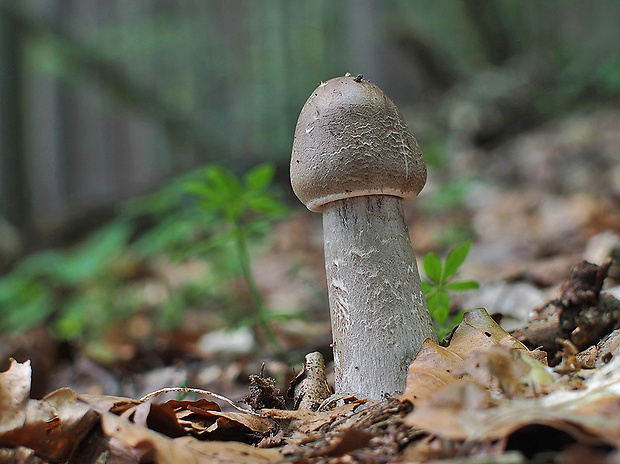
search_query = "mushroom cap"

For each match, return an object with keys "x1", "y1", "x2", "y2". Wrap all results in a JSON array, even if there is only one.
[{"x1": 290, "y1": 75, "x2": 427, "y2": 212}]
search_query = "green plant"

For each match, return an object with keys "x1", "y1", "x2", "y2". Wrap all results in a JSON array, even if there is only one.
[
  {"x1": 184, "y1": 164, "x2": 289, "y2": 353},
  {"x1": 0, "y1": 163, "x2": 289, "y2": 361},
  {"x1": 421, "y1": 241, "x2": 479, "y2": 340},
  {"x1": 0, "y1": 221, "x2": 134, "y2": 341}
]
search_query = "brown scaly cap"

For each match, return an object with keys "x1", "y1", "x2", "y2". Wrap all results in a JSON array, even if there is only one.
[{"x1": 290, "y1": 75, "x2": 427, "y2": 212}]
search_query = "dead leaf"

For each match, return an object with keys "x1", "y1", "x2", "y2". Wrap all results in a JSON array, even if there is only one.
[
  {"x1": 100, "y1": 412, "x2": 282, "y2": 463},
  {"x1": 262, "y1": 401, "x2": 363, "y2": 435},
  {"x1": 0, "y1": 359, "x2": 31, "y2": 433},
  {"x1": 399, "y1": 340, "x2": 463, "y2": 403},
  {"x1": 315, "y1": 426, "x2": 373, "y2": 458},
  {"x1": 401, "y1": 309, "x2": 551, "y2": 404},
  {"x1": 40, "y1": 388, "x2": 99, "y2": 460},
  {"x1": 167, "y1": 398, "x2": 276, "y2": 439},
  {"x1": 79, "y1": 393, "x2": 142, "y2": 415},
  {"x1": 0, "y1": 362, "x2": 97, "y2": 461},
  {"x1": 449, "y1": 309, "x2": 532, "y2": 358},
  {"x1": 456, "y1": 346, "x2": 543, "y2": 397},
  {"x1": 404, "y1": 341, "x2": 620, "y2": 452}
]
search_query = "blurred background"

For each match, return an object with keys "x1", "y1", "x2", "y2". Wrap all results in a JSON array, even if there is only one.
[
  {"x1": 2, "y1": 0, "x2": 619, "y2": 245},
  {"x1": 0, "y1": 1, "x2": 619, "y2": 397}
]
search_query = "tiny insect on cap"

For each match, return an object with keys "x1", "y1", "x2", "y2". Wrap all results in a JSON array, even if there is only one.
[{"x1": 290, "y1": 75, "x2": 427, "y2": 212}]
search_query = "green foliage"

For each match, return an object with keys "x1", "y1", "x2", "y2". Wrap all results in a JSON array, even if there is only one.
[
  {"x1": 0, "y1": 163, "x2": 288, "y2": 357},
  {"x1": 183, "y1": 164, "x2": 289, "y2": 353},
  {"x1": 422, "y1": 241, "x2": 479, "y2": 340},
  {"x1": 184, "y1": 164, "x2": 287, "y2": 227},
  {"x1": 0, "y1": 222, "x2": 133, "y2": 340}
]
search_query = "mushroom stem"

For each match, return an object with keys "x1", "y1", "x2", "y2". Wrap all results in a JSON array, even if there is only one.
[
  {"x1": 290, "y1": 74, "x2": 437, "y2": 399},
  {"x1": 322, "y1": 195, "x2": 436, "y2": 399}
]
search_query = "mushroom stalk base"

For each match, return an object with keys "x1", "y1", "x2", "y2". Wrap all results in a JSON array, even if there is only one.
[{"x1": 322, "y1": 195, "x2": 436, "y2": 399}]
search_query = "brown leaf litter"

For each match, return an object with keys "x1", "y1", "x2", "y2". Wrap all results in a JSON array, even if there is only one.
[
  {"x1": 1, "y1": 261, "x2": 620, "y2": 462},
  {"x1": 513, "y1": 259, "x2": 620, "y2": 361}
]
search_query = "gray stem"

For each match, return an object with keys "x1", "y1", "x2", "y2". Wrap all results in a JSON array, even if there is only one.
[{"x1": 322, "y1": 195, "x2": 436, "y2": 399}]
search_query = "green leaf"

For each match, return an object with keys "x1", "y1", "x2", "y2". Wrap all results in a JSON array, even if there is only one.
[
  {"x1": 449, "y1": 309, "x2": 470, "y2": 329},
  {"x1": 244, "y1": 164, "x2": 275, "y2": 191},
  {"x1": 133, "y1": 217, "x2": 198, "y2": 257},
  {"x1": 422, "y1": 252, "x2": 443, "y2": 284},
  {"x1": 12, "y1": 250, "x2": 65, "y2": 278},
  {"x1": 0, "y1": 279, "x2": 53, "y2": 332},
  {"x1": 183, "y1": 230, "x2": 240, "y2": 256},
  {"x1": 425, "y1": 292, "x2": 438, "y2": 314},
  {"x1": 52, "y1": 222, "x2": 132, "y2": 285},
  {"x1": 183, "y1": 181, "x2": 215, "y2": 198},
  {"x1": 443, "y1": 241, "x2": 471, "y2": 280},
  {"x1": 421, "y1": 281, "x2": 434, "y2": 295},
  {"x1": 435, "y1": 326, "x2": 453, "y2": 341},
  {"x1": 245, "y1": 195, "x2": 288, "y2": 217},
  {"x1": 443, "y1": 280, "x2": 480, "y2": 292},
  {"x1": 54, "y1": 297, "x2": 90, "y2": 340},
  {"x1": 429, "y1": 290, "x2": 451, "y2": 325},
  {"x1": 206, "y1": 166, "x2": 243, "y2": 197}
]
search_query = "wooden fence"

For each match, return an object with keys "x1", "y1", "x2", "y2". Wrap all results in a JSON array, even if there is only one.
[{"x1": 0, "y1": 0, "x2": 616, "y2": 251}]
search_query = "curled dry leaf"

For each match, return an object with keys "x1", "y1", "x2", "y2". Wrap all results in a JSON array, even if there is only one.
[
  {"x1": 400, "y1": 309, "x2": 551, "y2": 404},
  {"x1": 168, "y1": 398, "x2": 275, "y2": 438},
  {"x1": 405, "y1": 380, "x2": 620, "y2": 448},
  {"x1": 0, "y1": 361, "x2": 97, "y2": 462},
  {"x1": 261, "y1": 402, "x2": 364, "y2": 436},
  {"x1": 0, "y1": 359, "x2": 32, "y2": 433},
  {"x1": 401, "y1": 309, "x2": 620, "y2": 454},
  {"x1": 92, "y1": 395, "x2": 276, "y2": 443},
  {"x1": 100, "y1": 411, "x2": 281, "y2": 463}
]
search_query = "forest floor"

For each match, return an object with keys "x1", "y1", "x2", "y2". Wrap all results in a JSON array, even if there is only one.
[{"x1": 1, "y1": 107, "x2": 620, "y2": 463}]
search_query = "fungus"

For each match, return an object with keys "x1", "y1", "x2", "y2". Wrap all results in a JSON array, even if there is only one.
[{"x1": 290, "y1": 75, "x2": 437, "y2": 399}]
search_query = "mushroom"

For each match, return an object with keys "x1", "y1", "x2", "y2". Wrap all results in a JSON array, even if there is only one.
[{"x1": 290, "y1": 75, "x2": 437, "y2": 400}]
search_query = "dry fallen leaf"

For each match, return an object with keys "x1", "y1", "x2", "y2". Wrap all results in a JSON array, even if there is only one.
[
  {"x1": 262, "y1": 401, "x2": 363, "y2": 435},
  {"x1": 0, "y1": 359, "x2": 32, "y2": 433},
  {"x1": 0, "y1": 361, "x2": 98, "y2": 461},
  {"x1": 100, "y1": 412, "x2": 282, "y2": 463},
  {"x1": 401, "y1": 309, "x2": 551, "y2": 404},
  {"x1": 449, "y1": 308, "x2": 535, "y2": 357},
  {"x1": 401, "y1": 311, "x2": 620, "y2": 456}
]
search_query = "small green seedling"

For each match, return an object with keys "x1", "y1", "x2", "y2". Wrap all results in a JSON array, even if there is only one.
[
  {"x1": 184, "y1": 164, "x2": 289, "y2": 353},
  {"x1": 422, "y1": 241, "x2": 479, "y2": 340}
]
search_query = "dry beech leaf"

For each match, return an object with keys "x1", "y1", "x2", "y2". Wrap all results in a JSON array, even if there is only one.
[
  {"x1": 0, "y1": 398, "x2": 58, "y2": 457},
  {"x1": 403, "y1": 311, "x2": 620, "y2": 449},
  {"x1": 191, "y1": 410, "x2": 275, "y2": 435},
  {"x1": 0, "y1": 359, "x2": 32, "y2": 433},
  {"x1": 405, "y1": 392, "x2": 620, "y2": 446},
  {"x1": 401, "y1": 309, "x2": 549, "y2": 404},
  {"x1": 261, "y1": 402, "x2": 364, "y2": 435},
  {"x1": 164, "y1": 398, "x2": 275, "y2": 438},
  {"x1": 131, "y1": 401, "x2": 187, "y2": 438},
  {"x1": 315, "y1": 426, "x2": 373, "y2": 458},
  {"x1": 456, "y1": 345, "x2": 552, "y2": 397},
  {"x1": 0, "y1": 376, "x2": 98, "y2": 461},
  {"x1": 0, "y1": 362, "x2": 98, "y2": 462},
  {"x1": 449, "y1": 309, "x2": 532, "y2": 358},
  {"x1": 399, "y1": 341, "x2": 463, "y2": 403},
  {"x1": 83, "y1": 393, "x2": 275, "y2": 441},
  {"x1": 78, "y1": 393, "x2": 142, "y2": 415},
  {"x1": 100, "y1": 411, "x2": 282, "y2": 463},
  {"x1": 40, "y1": 388, "x2": 99, "y2": 460}
]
